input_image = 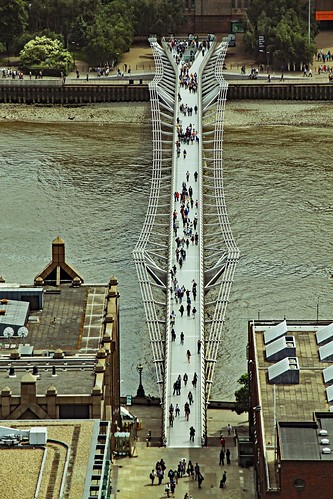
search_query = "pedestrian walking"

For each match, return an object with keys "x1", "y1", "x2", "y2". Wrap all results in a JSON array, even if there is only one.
[
  {"x1": 179, "y1": 304, "x2": 184, "y2": 317},
  {"x1": 192, "y1": 372, "x2": 197, "y2": 388},
  {"x1": 149, "y1": 469, "x2": 156, "y2": 485},
  {"x1": 226, "y1": 448, "x2": 231, "y2": 464},
  {"x1": 192, "y1": 306, "x2": 197, "y2": 319},
  {"x1": 175, "y1": 403, "x2": 180, "y2": 417},
  {"x1": 157, "y1": 468, "x2": 164, "y2": 485},
  {"x1": 219, "y1": 450, "x2": 225, "y2": 466},
  {"x1": 197, "y1": 339, "x2": 201, "y2": 353},
  {"x1": 227, "y1": 423, "x2": 233, "y2": 436},
  {"x1": 185, "y1": 403, "x2": 190, "y2": 421},
  {"x1": 169, "y1": 412, "x2": 174, "y2": 427},
  {"x1": 187, "y1": 460, "x2": 194, "y2": 477},
  {"x1": 194, "y1": 463, "x2": 200, "y2": 481},
  {"x1": 186, "y1": 349, "x2": 191, "y2": 363},
  {"x1": 165, "y1": 482, "x2": 171, "y2": 497},
  {"x1": 183, "y1": 372, "x2": 188, "y2": 385},
  {"x1": 198, "y1": 472, "x2": 204, "y2": 489},
  {"x1": 187, "y1": 303, "x2": 191, "y2": 317},
  {"x1": 171, "y1": 328, "x2": 176, "y2": 341},
  {"x1": 220, "y1": 471, "x2": 227, "y2": 488},
  {"x1": 188, "y1": 391, "x2": 193, "y2": 405},
  {"x1": 189, "y1": 426, "x2": 195, "y2": 441},
  {"x1": 186, "y1": 170, "x2": 190, "y2": 181},
  {"x1": 220, "y1": 435, "x2": 226, "y2": 451},
  {"x1": 194, "y1": 170, "x2": 198, "y2": 181},
  {"x1": 180, "y1": 331, "x2": 185, "y2": 344}
]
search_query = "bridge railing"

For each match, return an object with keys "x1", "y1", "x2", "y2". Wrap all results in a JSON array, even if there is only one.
[{"x1": 201, "y1": 40, "x2": 240, "y2": 400}]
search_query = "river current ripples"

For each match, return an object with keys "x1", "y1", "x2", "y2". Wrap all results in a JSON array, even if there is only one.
[{"x1": 1, "y1": 101, "x2": 332, "y2": 400}]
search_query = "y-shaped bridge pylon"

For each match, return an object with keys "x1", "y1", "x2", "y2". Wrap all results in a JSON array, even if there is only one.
[{"x1": 133, "y1": 36, "x2": 240, "y2": 447}]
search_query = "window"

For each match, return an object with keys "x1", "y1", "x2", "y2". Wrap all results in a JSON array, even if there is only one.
[{"x1": 293, "y1": 479, "x2": 305, "y2": 490}]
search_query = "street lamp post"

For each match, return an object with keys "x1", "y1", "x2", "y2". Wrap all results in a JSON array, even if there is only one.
[
  {"x1": 308, "y1": 0, "x2": 311, "y2": 47},
  {"x1": 136, "y1": 363, "x2": 145, "y2": 398},
  {"x1": 316, "y1": 296, "x2": 320, "y2": 323}
]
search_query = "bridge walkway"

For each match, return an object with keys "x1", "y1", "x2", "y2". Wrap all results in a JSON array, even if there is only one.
[
  {"x1": 166, "y1": 49, "x2": 205, "y2": 448},
  {"x1": 134, "y1": 36, "x2": 240, "y2": 449}
]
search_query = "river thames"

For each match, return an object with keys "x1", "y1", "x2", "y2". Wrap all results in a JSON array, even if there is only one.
[{"x1": 0, "y1": 101, "x2": 332, "y2": 400}]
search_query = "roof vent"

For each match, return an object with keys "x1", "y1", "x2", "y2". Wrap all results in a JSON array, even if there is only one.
[
  {"x1": 319, "y1": 340, "x2": 333, "y2": 362},
  {"x1": 264, "y1": 320, "x2": 287, "y2": 345},
  {"x1": 321, "y1": 438, "x2": 330, "y2": 445},
  {"x1": 322, "y1": 447, "x2": 331, "y2": 454},
  {"x1": 316, "y1": 323, "x2": 333, "y2": 345},
  {"x1": 265, "y1": 335, "x2": 296, "y2": 362},
  {"x1": 267, "y1": 357, "x2": 299, "y2": 384},
  {"x1": 319, "y1": 429, "x2": 328, "y2": 436},
  {"x1": 322, "y1": 365, "x2": 333, "y2": 384}
]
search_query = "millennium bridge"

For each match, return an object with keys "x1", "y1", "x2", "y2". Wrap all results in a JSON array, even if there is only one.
[{"x1": 133, "y1": 35, "x2": 240, "y2": 448}]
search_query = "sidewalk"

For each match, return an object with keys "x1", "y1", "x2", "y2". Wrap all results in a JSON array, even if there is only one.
[{"x1": 111, "y1": 406, "x2": 255, "y2": 498}]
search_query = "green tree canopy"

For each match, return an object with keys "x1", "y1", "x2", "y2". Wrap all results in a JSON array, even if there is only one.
[
  {"x1": 133, "y1": 0, "x2": 185, "y2": 37},
  {"x1": 0, "y1": 0, "x2": 28, "y2": 52},
  {"x1": 19, "y1": 36, "x2": 73, "y2": 72},
  {"x1": 85, "y1": 1, "x2": 134, "y2": 65},
  {"x1": 244, "y1": 0, "x2": 317, "y2": 68},
  {"x1": 233, "y1": 373, "x2": 249, "y2": 415}
]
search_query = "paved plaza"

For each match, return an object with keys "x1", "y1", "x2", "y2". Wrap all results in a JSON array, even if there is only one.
[{"x1": 111, "y1": 406, "x2": 255, "y2": 498}]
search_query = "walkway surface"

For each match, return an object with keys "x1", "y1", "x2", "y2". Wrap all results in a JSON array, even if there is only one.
[
  {"x1": 111, "y1": 405, "x2": 255, "y2": 498},
  {"x1": 166, "y1": 46, "x2": 205, "y2": 449}
]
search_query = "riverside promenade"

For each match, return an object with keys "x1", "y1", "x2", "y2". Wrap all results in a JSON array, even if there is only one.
[{"x1": 111, "y1": 405, "x2": 255, "y2": 498}]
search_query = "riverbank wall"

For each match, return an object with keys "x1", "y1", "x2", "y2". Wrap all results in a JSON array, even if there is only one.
[
  {"x1": 0, "y1": 81, "x2": 150, "y2": 104},
  {"x1": 0, "y1": 81, "x2": 332, "y2": 103}
]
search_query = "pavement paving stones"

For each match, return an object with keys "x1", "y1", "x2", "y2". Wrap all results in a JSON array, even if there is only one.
[{"x1": 111, "y1": 406, "x2": 255, "y2": 498}]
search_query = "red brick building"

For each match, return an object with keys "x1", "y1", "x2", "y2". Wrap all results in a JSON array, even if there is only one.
[{"x1": 182, "y1": 0, "x2": 333, "y2": 36}]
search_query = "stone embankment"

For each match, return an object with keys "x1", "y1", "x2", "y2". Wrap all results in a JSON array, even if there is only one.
[{"x1": 0, "y1": 78, "x2": 333, "y2": 104}]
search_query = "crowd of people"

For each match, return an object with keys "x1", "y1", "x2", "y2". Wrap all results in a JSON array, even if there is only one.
[{"x1": 149, "y1": 458, "x2": 205, "y2": 496}]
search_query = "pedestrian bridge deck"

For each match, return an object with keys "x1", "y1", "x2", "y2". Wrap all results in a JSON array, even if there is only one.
[{"x1": 133, "y1": 36, "x2": 240, "y2": 448}]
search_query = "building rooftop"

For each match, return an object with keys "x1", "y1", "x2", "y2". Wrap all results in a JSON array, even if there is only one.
[
  {"x1": 0, "y1": 419, "x2": 110, "y2": 499},
  {"x1": 0, "y1": 284, "x2": 108, "y2": 353},
  {"x1": 279, "y1": 419, "x2": 333, "y2": 461},
  {"x1": 251, "y1": 320, "x2": 333, "y2": 488},
  {"x1": 0, "y1": 357, "x2": 96, "y2": 395}
]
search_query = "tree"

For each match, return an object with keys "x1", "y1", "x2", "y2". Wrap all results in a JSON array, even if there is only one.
[
  {"x1": 19, "y1": 36, "x2": 73, "y2": 72},
  {"x1": 85, "y1": 1, "x2": 134, "y2": 65},
  {"x1": 244, "y1": 0, "x2": 317, "y2": 69},
  {"x1": 233, "y1": 373, "x2": 249, "y2": 415},
  {"x1": 27, "y1": 0, "x2": 98, "y2": 48},
  {"x1": 133, "y1": 0, "x2": 185, "y2": 38},
  {"x1": 0, "y1": 0, "x2": 28, "y2": 52}
]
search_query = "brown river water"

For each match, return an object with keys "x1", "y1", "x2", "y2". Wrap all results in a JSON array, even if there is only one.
[{"x1": 0, "y1": 101, "x2": 332, "y2": 400}]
